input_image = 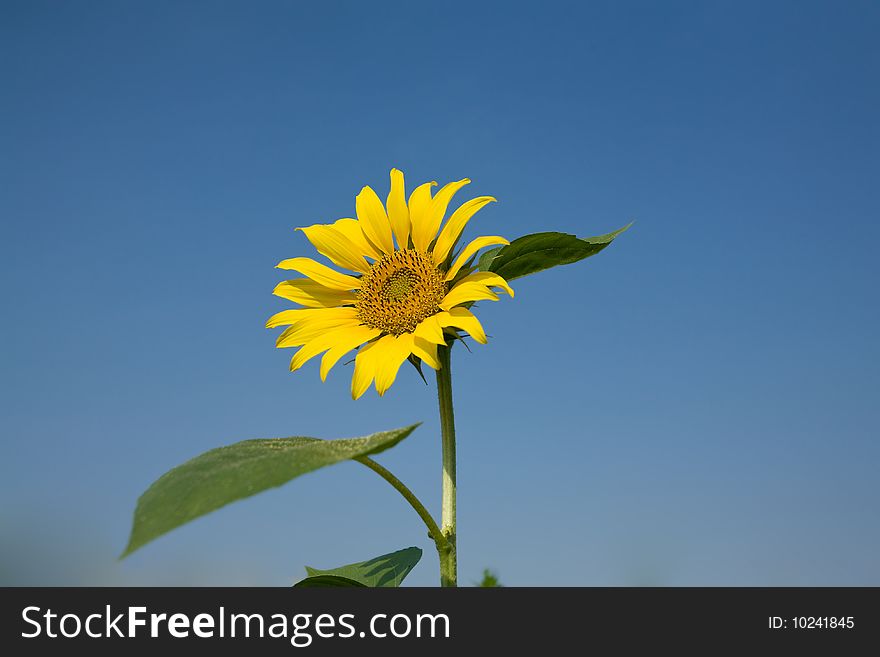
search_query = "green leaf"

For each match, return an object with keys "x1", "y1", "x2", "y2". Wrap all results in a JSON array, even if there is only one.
[
  {"x1": 479, "y1": 223, "x2": 632, "y2": 281},
  {"x1": 477, "y1": 568, "x2": 503, "y2": 587},
  {"x1": 293, "y1": 575, "x2": 367, "y2": 587},
  {"x1": 294, "y1": 547, "x2": 422, "y2": 587},
  {"x1": 477, "y1": 246, "x2": 504, "y2": 272},
  {"x1": 122, "y1": 425, "x2": 420, "y2": 557}
]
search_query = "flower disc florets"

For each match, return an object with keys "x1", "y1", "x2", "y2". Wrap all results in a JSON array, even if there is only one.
[{"x1": 356, "y1": 249, "x2": 447, "y2": 334}]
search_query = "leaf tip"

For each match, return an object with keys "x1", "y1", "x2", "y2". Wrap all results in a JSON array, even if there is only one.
[{"x1": 118, "y1": 540, "x2": 138, "y2": 561}]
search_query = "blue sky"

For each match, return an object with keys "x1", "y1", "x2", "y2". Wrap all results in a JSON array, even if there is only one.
[{"x1": 2, "y1": 0, "x2": 878, "y2": 586}]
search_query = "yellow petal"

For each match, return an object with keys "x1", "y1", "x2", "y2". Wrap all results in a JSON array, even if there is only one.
[
  {"x1": 432, "y1": 196, "x2": 496, "y2": 265},
  {"x1": 413, "y1": 314, "x2": 445, "y2": 345},
  {"x1": 386, "y1": 169, "x2": 410, "y2": 250},
  {"x1": 273, "y1": 279, "x2": 358, "y2": 308},
  {"x1": 413, "y1": 178, "x2": 470, "y2": 252},
  {"x1": 407, "y1": 181, "x2": 437, "y2": 249},
  {"x1": 411, "y1": 337, "x2": 440, "y2": 370},
  {"x1": 451, "y1": 271, "x2": 514, "y2": 297},
  {"x1": 352, "y1": 336, "x2": 388, "y2": 400},
  {"x1": 445, "y1": 235, "x2": 510, "y2": 280},
  {"x1": 330, "y1": 218, "x2": 383, "y2": 261},
  {"x1": 374, "y1": 333, "x2": 415, "y2": 396},
  {"x1": 439, "y1": 284, "x2": 497, "y2": 309},
  {"x1": 275, "y1": 257, "x2": 361, "y2": 290},
  {"x1": 297, "y1": 224, "x2": 370, "y2": 273},
  {"x1": 290, "y1": 324, "x2": 363, "y2": 372},
  {"x1": 266, "y1": 307, "x2": 357, "y2": 329},
  {"x1": 356, "y1": 186, "x2": 394, "y2": 255},
  {"x1": 435, "y1": 307, "x2": 488, "y2": 344},
  {"x1": 319, "y1": 325, "x2": 382, "y2": 381},
  {"x1": 276, "y1": 316, "x2": 360, "y2": 348}
]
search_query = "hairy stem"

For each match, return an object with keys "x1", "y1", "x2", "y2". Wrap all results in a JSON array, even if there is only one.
[{"x1": 436, "y1": 344, "x2": 457, "y2": 587}]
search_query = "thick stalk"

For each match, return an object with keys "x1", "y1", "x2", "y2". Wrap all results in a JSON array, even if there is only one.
[{"x1": 436, "y1": 344, "x2": 457, "y2": 587}]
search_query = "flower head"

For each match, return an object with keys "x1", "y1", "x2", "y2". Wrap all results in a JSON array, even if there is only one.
[{"x1": 268, "y1": 169, "x2": 513, "y2": 399}]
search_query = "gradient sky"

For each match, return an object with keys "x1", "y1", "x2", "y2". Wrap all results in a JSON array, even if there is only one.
[{"x1": 2, "y1": 1, "x2": 878, "y2": 586}]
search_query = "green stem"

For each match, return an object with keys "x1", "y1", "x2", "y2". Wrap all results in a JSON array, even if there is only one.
[
  {"x1": 436, "y1": 344, "x2": 457, "y2": 587},
  {"x1": 355, "y1": 456, "x2": 448, "y2": 554}
]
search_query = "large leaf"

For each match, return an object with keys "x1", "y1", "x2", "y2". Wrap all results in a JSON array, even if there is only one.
[
  {"x1": 293, "y1": 575, "x2": 366, "y2": 587},
  {"x1": 122, "y1": 425, "x2": 420, "y2": 557},
  {"x1": 479, "y1": 223, "x2": 632, "y2": 281},
  {"x1": 294, "y1": 547, "x2": 422, "y2": 587}
]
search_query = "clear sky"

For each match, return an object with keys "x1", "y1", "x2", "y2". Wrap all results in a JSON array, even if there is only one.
[{"x1": 2, "y1": 0, "x2": 878, "y2": 586}]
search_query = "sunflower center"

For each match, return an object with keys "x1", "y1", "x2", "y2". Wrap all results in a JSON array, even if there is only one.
[
  {"x1": 356, "y1": 249, "x2": 446, "y2": 335},
  {"x1": 382, "y1": 269, "x2": 417, "y2": 302}
]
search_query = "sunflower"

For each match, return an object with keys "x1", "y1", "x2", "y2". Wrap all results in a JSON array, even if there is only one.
[{"x1": 267, "y1": 169, "x2": 514, "y2": 399}]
